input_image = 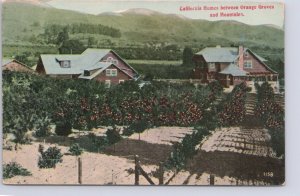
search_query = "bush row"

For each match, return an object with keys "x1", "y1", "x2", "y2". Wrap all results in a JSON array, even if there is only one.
[
  {"x1": 254, "y1": 82, "x2": 284, "y2": 157},
  {"x1": 3, "y1": 72, "x2": 222, "y2": 143},
  {"x1": 218, "y1": 82, "x2": 249, "y2": 126}
]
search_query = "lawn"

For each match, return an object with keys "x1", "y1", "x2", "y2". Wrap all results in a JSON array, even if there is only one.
[{"x1": 126, "y1": 59, "x2": 182, "y2": 66}]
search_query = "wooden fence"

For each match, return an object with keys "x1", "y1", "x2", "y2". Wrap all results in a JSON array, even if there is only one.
[{"x1": 76, "y1": 155, "x2": 216, "y2": 185}]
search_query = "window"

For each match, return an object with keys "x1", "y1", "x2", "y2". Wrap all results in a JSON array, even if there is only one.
[
  {"x1": 106, "y1": 69, "x2": 117, "y2": 77},
  {"x1": 107, "y1": 57, "x2": 114, "y2": 62},
  {"x1": 208, "y1": 63, "x2": 215, "y2": 69},
  {"x1": 60, "y1": 60, "x2": 71, "y2": 68},
  {"x1": 106, "y1": 57, "x2": 118, "y2": 65},
  {"x1": 105, "y1": 80, "x2": 111, "y2": 88},
  {"x1": 119, "y1": 80, "x2": 125, "y2": 84},
  {"x1": 84, "y1": 70, "x2": 90, "y2": 76},
  {"x1": 112, "y1": 59, "x2": 118, "y2": 65},
  {"x1": 244, "y1": 60, "x2": 252, "y2": 68}
]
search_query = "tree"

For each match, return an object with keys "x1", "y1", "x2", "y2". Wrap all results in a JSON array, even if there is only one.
[
  {"x1": 182, "y1": 46, "x2": 194, "y2": 66},
  {"x1": 106, "y1": 126, "x2": 122, "y2": 152},
  {"x1": 88, "y1": 36, "x2": 97, "y2": 48},
  {"x1": 69, "y1": 143, "x2": 83, "y2": 156},
  {"x1": 128, "y1": 120, "x2": 149, "y2": 140},
  {"x1": 15, "y1": 52, "x2": 32, "y2": 66},
  {"x1": 59, "y1": 39, "x2": 86, "y2": 54},
  {"x1": 56, "y1": 27, "x2": 69, "y2": 46}
]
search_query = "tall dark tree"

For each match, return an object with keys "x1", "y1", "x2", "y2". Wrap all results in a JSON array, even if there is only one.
[
  {"x1": 88, "y1": 36, "x2": 97, "y2": 48},
  {"x1": 59, "y1": 39, "x2": 86, "y2": 54},
  {"x1": 56, "y1": 27, "x2": 69, "y2": 46},
  {"x1": 106, "y1": 126, "x2": 122, "y2": 152},
  {"x1": 182, "y1": 46, "x2": 194, "y2": 66}
]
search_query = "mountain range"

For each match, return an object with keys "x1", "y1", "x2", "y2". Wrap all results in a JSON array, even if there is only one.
[{"x1": 2, "y1": 2, "x2": 284, "y2": 53}]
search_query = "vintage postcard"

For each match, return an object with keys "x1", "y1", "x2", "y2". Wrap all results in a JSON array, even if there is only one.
[{"x1": 2, "y1": 0, "x2": 284, "y2": 185}]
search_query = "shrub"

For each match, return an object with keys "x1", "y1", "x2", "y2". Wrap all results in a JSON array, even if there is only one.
[
  {"x1": 106, "y1": 126, "x2": 122, "y2": 152},
  {"x1": 55, "y1": 121, "x2": 72, "y2": 136},
  {"x1": 3, "y1": 162, "x2": 32, "y2": 179},
  {"x1": 69, "y1": 143, "x2": 83, "y2": 156},
  {"x1": 106, "y1": 126, "x2": 122, "y2": 145},
  {"x1": 122, "y1": 126, "x2": 135, "y2": 136},
  {"x1": 207, "y1": 81, "x2": 223, "y2": 95},
  {"x1": 165, "y1": 126, "x2": 211, "y2": 170},
  {"x1": 38, "y1": 146, "x2": 63, "y2": 168},
  {"x1": 165, "y1": 144, "x2": 185, "y2": 170},
  {"x1": 34, "y1": 117, "x2": 51, "y2": 137},
  {"x1": 254, "y1": 82, "x2": 284, "y2": 157},
  {"x1": 218, "y1": 83, "x2": 247, "y2": 126},
  {"x1": 124, "y1": 120, "x2": 151, "y2": 138},
  {"x1": 269, "y1": 128, "x2": 285, "y2": 157}
]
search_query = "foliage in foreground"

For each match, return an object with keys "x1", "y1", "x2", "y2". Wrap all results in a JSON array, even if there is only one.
[
  {"x1": 55, "y1": 121, "x2": 72, "y2": 136},
  {"x1": 218, "y1": 82, "x2": 249, "y2": 126},
  {"x1": 3, "y1": 162, "x2": 32, "y2": 179},
  {"x1": 3, "y1": 72, "x2": 221, "y2": 139},
  {"x1": 34, "y1": 117, "x2": 51, "y2": 137},
  {"x1": 69, "y1": 143, "x2": 83, "y2": 156},
  {"x1": 38, "y1": 145, "x2": 63, "y2": 168},
  {"x1": 123, "y1": 120, "x2": 151, "y2": 137},
  {"x1": 106, "y1": 126, "x2": 122, "y2": 145},
  {"x1": 165, "y1": 126, "x2": 211, "y2": 170},
  {"x1": 254, "y1": 82, "x2": 284, "y2": 157}
]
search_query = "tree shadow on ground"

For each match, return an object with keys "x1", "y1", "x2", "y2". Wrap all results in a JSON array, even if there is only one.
[
  {"x1": 36, "y1": 135, "x2": 172, "y2": 165},
  {"x1": 241, "y1": 114, "x2": 265, "y2": 128},
  {"x1": 185, "y1": 150, "x2": 285, "y2": 185},
  {"x1": 35, "y1": 134, "x2": 108, "y2": 153},
  {"x1": 103, "y1": 139, "x2": 172, "y2": 165}
]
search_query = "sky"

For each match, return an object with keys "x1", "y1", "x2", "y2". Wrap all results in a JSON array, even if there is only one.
[{"x1": 45, "y1": 0, "x2": 284, "y2": 28}]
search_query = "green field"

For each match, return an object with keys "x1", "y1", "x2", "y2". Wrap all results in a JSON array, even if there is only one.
[{"x1": 126, "y1": 59, "x2": 182, "y2": 66}]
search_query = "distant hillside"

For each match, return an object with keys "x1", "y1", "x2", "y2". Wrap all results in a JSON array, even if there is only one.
[
  {"x1": 2, "y1": 3, "x2": 284, "y2": 49},
  {"x1": 4, "y1": 0, "x2": 51, "y2": 7}
]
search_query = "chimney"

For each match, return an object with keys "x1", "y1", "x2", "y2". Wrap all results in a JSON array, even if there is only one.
[{"x1": 238, "y1": 45, "x2": 244, "y2": 69}]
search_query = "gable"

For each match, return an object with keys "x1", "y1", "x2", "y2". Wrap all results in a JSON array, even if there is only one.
[
  {"x1": 79, "y1": 63, "x2": 132, "y2": 81},
  {"x1": 243, "y1": 49, "x2": 277, "y2": 74},
  {"x1": 93, "y1": 64, "x2": 132, "y2": 82},
  {"x1": 101, "y1": 51, "x2": 138, "y2": 78}
]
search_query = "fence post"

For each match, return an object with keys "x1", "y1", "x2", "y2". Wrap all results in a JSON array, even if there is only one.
[
  {"x1": 78, "y1": 157, "x2": 82, "y2": 184},
  {"x1": 210, "y1": 174, "x2": 215, "y2": 185},
  {"x1": 159, "y1": 162, "x2": 164, "y2": 185},
  {"x1": 112, "y1": 169, "x2": 114, "y2": 185},
  {"x1": 135, "y1": 155, "x2": 139, "y2": 185}
]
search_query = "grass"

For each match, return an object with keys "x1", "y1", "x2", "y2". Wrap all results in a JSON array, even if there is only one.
[
  {"x1": 126, "y1": 59, "x2": 182, "y2": 66},
  {"x1": 131, "y1": 63, "x2": 194, "y2": 79},
  {"x1": 2, "y1": 44, "x2": 58, "y2": 58}
]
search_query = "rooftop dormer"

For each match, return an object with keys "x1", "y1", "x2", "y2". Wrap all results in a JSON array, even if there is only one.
[{"x1": 55, "y1": 58, "x2": 71, "y2": 68}]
